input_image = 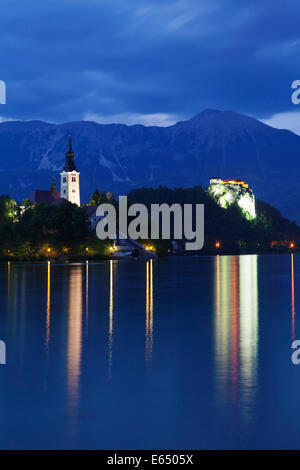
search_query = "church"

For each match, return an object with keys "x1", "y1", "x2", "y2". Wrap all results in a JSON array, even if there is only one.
[
  {"x1": 28, "y1": 136, "x2": 81, "y2": 206},
  {"x1": 60, "y1": 136, "x2": 80, "y2": 206}
]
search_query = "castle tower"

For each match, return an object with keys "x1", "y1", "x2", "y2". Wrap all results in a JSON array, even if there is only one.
[{"x1": 60, "y1": 135, "x2": 80, "y2": 206}]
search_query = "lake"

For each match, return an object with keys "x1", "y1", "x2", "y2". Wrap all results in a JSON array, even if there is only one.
[{"x1": 0, "y1": 254, "x2": 299, "y2": 449}]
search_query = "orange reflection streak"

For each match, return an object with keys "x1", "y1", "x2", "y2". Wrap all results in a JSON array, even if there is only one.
[
  {"x1": 291, "y1": 254, "x2": 295, "y2": 341},
  {"x1": 7, "y1": 261, "x2": 11, "y2": 305},
  {"x1": 67, "y1": 266, "x2": 83, "y2": 408},
  {"x1": 145, "y1": 261, "x2": 153, "y2": 361},
  {"x1": 216, "y1": 255, "x2": 220, "y2": 319},
  {"x1": 108, "y1": 260, "x2": 114, "y2": 379},
  {"x1": 85, "y1": 261, "x2": 89, "y2": 337},
  {"x1": 146, "y1": 262, "x2": 150, "y2": 359},
  {"x1": 150, "y1": 259, "x2": 153, "y2": 344},
  {"x1": 46, "y1": 261, "x2": 51, "y2": 352},
  {"x1": 231, "y1": 256, "x2": 239, "y2": 402}
]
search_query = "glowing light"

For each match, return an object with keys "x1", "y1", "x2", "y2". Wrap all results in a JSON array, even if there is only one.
[
  {"x1": 145, "y1": 245, "x2": 154, "y2": 251},
  {"x1": 223, "y1": 179, "x2": 249, "y2": 189},
  {"x1": 290, "y1": 242, "x2": 295, "y2": 249},
  {"x1": 210, "y1": 178, "x2": 249, "y2": 189},
  {"x1": 208, "y1": 178, "x2": 256, "y2": 220},
  {"x1": 216, "y1": 241, "x2": 220, "y2": 249},
  {"x1": 238, "y1": 193, "x2": 256, "y2": 219}
]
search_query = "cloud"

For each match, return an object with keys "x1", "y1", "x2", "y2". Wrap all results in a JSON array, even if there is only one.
[
  {"x1": 262, "y1": 111, "x2": 300, "y2": 136},
  {"x1": 0, "y1": 115, "x2": 14, "y2": 123},
  {"x1": 83, "y1": 112, "x2": 177, "y2": 127},
  {"x1": 0, "y1": 0, "x2": 300, "y2": 125}
]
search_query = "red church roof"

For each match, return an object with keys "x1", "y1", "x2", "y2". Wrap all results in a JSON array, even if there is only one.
[{"x1": 28, "y1": 189, "x2": 65, "y2": 205}]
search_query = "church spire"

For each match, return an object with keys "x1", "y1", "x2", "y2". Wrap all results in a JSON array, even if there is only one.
[
  {"x1": 68, "y1": 134, "x2": 73, "y2": 153},
  {"x1": 63, "y1": 134, "x2": 77, "y2": 171}
]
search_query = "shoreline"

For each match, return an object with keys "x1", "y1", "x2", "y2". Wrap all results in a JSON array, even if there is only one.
[{"x1": 0, "y1": 250, "x2": 297, "y2": 264}]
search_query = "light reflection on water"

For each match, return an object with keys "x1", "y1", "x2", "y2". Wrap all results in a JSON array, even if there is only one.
[
  {"x1": 291, "y1": 253, "x2": 295, "y2": 341},
  {"x1": 45, "y1": 261, "x2": 50, "y2": 352},
  {"x1": 145, "y1": 260, "x2": 154, "y2": 362},
  {"x1": 214, "y1": 255, "x2": 258, "y2": 426},
  {"x1": 0, "y1": 255, "x2": 299, "y2": 449},
  {"x1": 67, "y1": 265, "x2": 83, "y2": 412},
  {"x1": 85, "y1": 261, "x2": 89, "y2": 337},
  {"x1": 108, "y1": 260, "x2": 114, "y2": 379}
]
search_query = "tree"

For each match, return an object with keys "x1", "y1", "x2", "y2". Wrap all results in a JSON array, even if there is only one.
[
  {"x1": 21, "y1": 198, "x2": 34, "y2": 211},
  {"x1": 0, "y1": 195, "x2": 19, "y2": 223},
  {"x1": 90, "y1": 189, "x2": 107, "y2": 206}
]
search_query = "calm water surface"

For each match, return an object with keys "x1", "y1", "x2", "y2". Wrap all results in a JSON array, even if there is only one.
[{"x1": 0, "y1": 255, "x2": 299, "y2": 449}]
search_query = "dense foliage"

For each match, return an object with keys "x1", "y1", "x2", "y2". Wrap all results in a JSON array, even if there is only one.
[
  {"x1": 128, "y1": 186, "x2": 300, "y2": 254},
  {"x1": 0, "y1": 197, "x2": 110, "y2": 260},
  {"x1": 0, "y1": 185, "x2": 299, "y2": 260}
]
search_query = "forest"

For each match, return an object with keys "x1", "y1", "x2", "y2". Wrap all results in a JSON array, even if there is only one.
[{"x1": 0, "y1": 185, "x2": 299, "y2": 260}]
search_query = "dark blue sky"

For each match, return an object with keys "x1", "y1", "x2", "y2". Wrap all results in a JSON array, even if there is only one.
[{"x1": 1, "y1": 0, "x2": 300, "y2": 131}]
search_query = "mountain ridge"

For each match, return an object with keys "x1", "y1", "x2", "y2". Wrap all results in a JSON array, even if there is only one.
[{"x1": 0, "y1": 109, "x2": 299, "y2": 221}]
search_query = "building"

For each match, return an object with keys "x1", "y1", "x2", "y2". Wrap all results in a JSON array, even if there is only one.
[
  {"x1": 26, "y1": 136, "x2": 112, "y2": 231},
  {"x1": 60, "y1": 135, "x2": 80, "y2": 206},
  {"x1": 28, "y1": 180, "x2": 65, "y2": 205},
  {"x1": 207, "y1": 177, "x2": 256, "y2": 220},
  {"x1": 28, "y1": 137, "x2": 80, "y2": 207}
]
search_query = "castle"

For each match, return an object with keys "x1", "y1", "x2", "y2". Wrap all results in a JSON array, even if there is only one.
[
  {"x1": 28, "y1": 140, "x2": 256, "y2": 225},
  {"x1": 207, "y1": 178, "x2": 256, "y2": 220}
]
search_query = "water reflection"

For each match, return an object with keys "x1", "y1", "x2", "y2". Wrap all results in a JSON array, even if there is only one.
[
  {"x1": 291, "y1": 254, "x2": 295, "y2": 341},
  {"x1": 45, "y1": 262, "x2": 51, "y2": 351},
  {"x1": 214, "y1": 256, "x2": 231, "y2": 403},
  {"x1": 19, "y1": 267, "x2": 27, "y2": 363},
  {"x1": 145, "y1": 260, "x2": 154, "y2": 361},
  {"x1": 85, "y1": 261, "x2": 89, "y2": 337},
  {"x1": 7, "y1": 261, "x2": 10, "y2": 299},
  {"x1": 214, "y1": 255, "x2": 258, "y2": 418},
  {"x1": 239, "y1": 255, "x2": 258, "y2": 423},
  {"x1": 108, "y1": 260, "x2": 114, "y2": 379},
  {"x1": 232, "y1": 256, "x2": 239, "y2": 401},
  {"x1": 67, "y1": 266, "x2": 83, "y2": 411}
]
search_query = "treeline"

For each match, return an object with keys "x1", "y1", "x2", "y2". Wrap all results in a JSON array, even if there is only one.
[
  {"x1": 128, "y1": 186, "x2": 300, "y2": 254},
  {"x1": 0, "y1": 196, "x2": 110, "y2": 260},
  {"x1": 0, "y1": 186, "x2": 299, "y2": 260}
]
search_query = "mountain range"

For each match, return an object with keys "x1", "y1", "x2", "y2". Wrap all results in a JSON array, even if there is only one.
[{"x1": 0, "y1": 109, "x2": 299, "y2": 222}]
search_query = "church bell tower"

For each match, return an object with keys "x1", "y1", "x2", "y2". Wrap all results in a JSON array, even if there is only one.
[{"x1": 60, "y1": 135, "x2": 80, "y2": 206}]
